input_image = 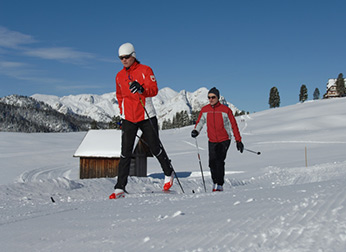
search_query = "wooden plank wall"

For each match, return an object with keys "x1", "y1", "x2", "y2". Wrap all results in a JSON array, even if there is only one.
[{"x1": 80, "y1": 157, "x2": 120, "y2": 179}]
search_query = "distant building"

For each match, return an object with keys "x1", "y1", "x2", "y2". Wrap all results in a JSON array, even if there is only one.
[{"x1": 324, "y1": 78, "x2": 346, "y2": 98}]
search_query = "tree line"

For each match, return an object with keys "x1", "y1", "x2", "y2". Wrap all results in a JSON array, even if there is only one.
[
  {"x1": 268, "y1": 73, "x2": 346, "y2": 108},
  {"x1": 108, "y1": 111, "x2": 199, "y2": 130},
  {"x1": 109, "y1": 109, "x2": 247, "y2": 131}
]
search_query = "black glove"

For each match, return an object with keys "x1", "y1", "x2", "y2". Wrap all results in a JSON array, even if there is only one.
[
  {"x1": 191, "y1": 129, "x2": 199, "y2": 138},
  {"x1": 236, "y1": 141, "x2": 244, "y2": 153},
  {"x1": 129, "y1": 81, "x2": 144, "y2": 94}
]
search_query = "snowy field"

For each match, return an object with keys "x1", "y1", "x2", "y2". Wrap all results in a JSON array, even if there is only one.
[{"x1": 1, "y1": 98, "x2": 346, "y2": 251}]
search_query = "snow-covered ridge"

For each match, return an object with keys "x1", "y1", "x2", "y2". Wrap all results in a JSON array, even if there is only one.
[{"x1": 32, "y1": 87, "x2": 239, "y2": 125}]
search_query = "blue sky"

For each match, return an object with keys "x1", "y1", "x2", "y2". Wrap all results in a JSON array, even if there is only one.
[{"x1": 1, "y1": 0, "x2": 346, "y2": 112}]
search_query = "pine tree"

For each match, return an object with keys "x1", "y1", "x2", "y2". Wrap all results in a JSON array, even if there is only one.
[
  {"x1": 269, "y1": 87, "x2": 280, "y2": 108},
  {"x1": 181, "y1": 111, "x2": 190, "y2": 127},
  {"x1": 108, "y1": 115, "x2": 122, "y2": 129},
  {"x1": 190, "y1": 110, "x2": 200, "y2": 124},
  {"x1": 172, "y1": 112, "x2": 180, "y2": 128},
  {"x1": 313, "y1": 88, "x2": 320, "y2": 100},
  {"x1": 91, "y1": 120, "x2": 98, "y2": 129},
  {"x1": 162, "y1": 118, "x2": 173, "y2": 130},
  {"x1": 235, "y1": 110, "x2": 246, "y2": 116},
  {"x1": 335, "y1": 73, "x2": 346, "y2": 97},
  {"x1": 299, "y1": 84, "x2": 308, "y2": 103}
]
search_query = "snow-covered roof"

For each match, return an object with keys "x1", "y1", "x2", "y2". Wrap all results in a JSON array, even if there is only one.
[
  {"x1": 327, "y1": 78, "x2": 346, "y2": 89},
  {"x1": 74, "y1": 129, "x2": 141, "y2": 158}
]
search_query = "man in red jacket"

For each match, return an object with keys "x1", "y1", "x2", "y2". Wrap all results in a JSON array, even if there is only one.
[
  {"x1": 109, "y1": 43, "x2": 174, "y2": 199},
  {"x1": 191, "y1": 87, "x2": 244, "y2": 192}
]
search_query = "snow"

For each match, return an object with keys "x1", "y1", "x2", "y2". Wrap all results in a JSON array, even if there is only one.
[
  {"x1": 73, "y1": 129, "x2": 143, "y2": 158},
  {"x1": 73, "y1": 129, "x2": 122, "y2": 158},
  {"x1": 1, "y1": 98, "x2": 346, "y2": 251}
]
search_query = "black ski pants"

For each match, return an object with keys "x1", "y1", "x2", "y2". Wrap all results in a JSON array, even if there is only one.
[
  {"x1": 208, "y1": 140, "x2": 231, "y2": 186},
  {"x1": 115, "y1": 117, "x2": 173, "y2": 190}
]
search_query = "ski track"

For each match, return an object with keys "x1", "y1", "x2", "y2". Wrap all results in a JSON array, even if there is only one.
[
  {"x1": 18, "y1": 164, "x2": 74, "y2": 183},
  {"x1": 2, "y1": 165, "x2": 346, "y2": 251}
]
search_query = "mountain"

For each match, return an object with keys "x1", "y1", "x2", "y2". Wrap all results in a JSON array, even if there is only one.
[
  {"x1": 32, "y1": 87, "x2": 240, "y2": 126},
  {"x1": 0, "y1": 95, "x2": 95, "y2": 132},
  {"x1": 0, "y1": 88, "x2": 240, "y2": 132}
]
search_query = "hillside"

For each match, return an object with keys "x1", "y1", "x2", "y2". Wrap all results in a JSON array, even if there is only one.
[{"x1": 0, "y1": 95, "x2": 94, "y2": 132}]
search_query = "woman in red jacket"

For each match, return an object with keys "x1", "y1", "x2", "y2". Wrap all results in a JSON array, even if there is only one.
[
  {"x1": 191, "y1": 87, "x2": 244, "y2": 192},
  {"x1": 109, "y1": 43, "x2": 174, "y2": 199}
]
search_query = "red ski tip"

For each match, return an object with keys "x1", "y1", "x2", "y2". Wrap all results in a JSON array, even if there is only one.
[
  {"x1": 109, "y1": 192, "x2": 125, "y2": 199},
  {"x1": 163, "y1": 182, "x2": 173, "y2": 191}
]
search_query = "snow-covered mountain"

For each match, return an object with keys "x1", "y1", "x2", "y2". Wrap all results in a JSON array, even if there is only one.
[
  {"x1": 31, "y1": 92, "x2": 118, "y2": 122},
  {"x1": 32, "y1": 87, "x2": 239, "y2": 125},
  {"x1": 0, "y1": 95, "x2": 93, "y2": 132}
]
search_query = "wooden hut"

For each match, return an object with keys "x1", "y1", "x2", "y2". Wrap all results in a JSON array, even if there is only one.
[
  {"x1": 73, "y1": 129, "x2": 152, "y2": 179},
  {"x1": 324, "y1": 78, "x2": 346, "y2": 98}
]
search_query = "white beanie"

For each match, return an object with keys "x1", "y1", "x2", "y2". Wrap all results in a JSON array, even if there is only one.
[{"x1": 118, "y1": 42, "x2": 136, "y2": 58}]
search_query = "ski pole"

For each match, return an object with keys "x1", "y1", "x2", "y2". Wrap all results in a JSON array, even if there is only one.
[
  {"x1": 195, "y1": 138, "x2": 207, "y2": 192},
  {"x1": 244, "y1": 148, "x2": 261, "y2": 155},
  {"x1": 138, "y1": 96, "x2": 185, "y2": 193}
]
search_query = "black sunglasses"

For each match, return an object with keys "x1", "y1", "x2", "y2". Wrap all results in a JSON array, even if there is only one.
[
  {"x1": 119, "y1": 53, "x2": 133, "y2": 60},
  {"x1": 208, "y1": 96, "x2": 217, "y2": 99}
]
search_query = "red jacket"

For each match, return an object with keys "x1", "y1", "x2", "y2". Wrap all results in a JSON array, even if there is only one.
[
  {"x1": 195, "y1": 102, "x2": 241, "y2": 143},
  {"x1": 116, "y1": 61, "x2": 158, "y2": 123}
]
